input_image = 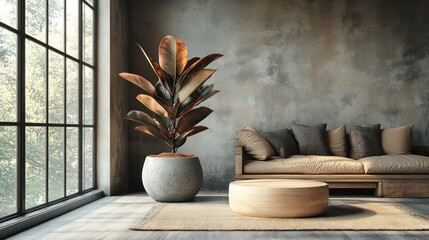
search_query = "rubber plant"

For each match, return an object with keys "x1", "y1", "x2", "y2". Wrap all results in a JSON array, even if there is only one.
[{"x1": 120, "y1": 35, "x2": 222, "y2": 154}]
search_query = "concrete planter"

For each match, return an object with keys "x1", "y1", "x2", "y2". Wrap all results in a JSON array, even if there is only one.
[{"x1": 142, "y1": 155, "x2": 203, "y2": 202}]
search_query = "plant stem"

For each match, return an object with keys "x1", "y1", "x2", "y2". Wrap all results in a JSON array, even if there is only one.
[{"x1": 171, "y1": 76, "x2": 177, "y2": 153}]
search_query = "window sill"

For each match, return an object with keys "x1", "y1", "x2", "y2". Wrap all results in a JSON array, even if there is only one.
[{"x1": 0, "y1": 190, "x2": 104, "y2": 239}]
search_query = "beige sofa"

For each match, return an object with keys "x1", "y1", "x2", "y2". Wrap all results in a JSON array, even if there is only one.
[{"x1": 234, "y1": 146, "x2": 429, "y2": 197}]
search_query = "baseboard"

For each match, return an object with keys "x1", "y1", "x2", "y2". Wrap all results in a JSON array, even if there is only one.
[{"x1": 0, "y1": 190, "x2": 105, "y2": 239}]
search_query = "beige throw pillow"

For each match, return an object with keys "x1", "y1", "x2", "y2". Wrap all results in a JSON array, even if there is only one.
[
  {"x1": 327, "y1": 125, "x2": 348, "y2": 157},
  {"x1": 234, "y1": 126, "x2": 275, "y2": 160},
  {"x1": 381, "y1": 124, "x2": 413, "y2": 155}
]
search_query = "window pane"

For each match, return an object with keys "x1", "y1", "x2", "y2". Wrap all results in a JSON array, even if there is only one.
[
  {"x1": 66, "y1": 59, "x2": 78, "y2": 124},
  {"x1": 83, "y1": 4, "x2": 93, "y2": 65},
  {"x1": 25, "y1": 40, "x2": 46, "y2": 123},
  {"x1": 0, "y1": 0, "x2": 17, "y2": 29},
  {"x1": 66, "y1": 0, "x2": 79, "y2": 58},
  {"x1": 48, "y1": 127, "x2": 64, "y2": 201},
  {"x1": 85, "y1": 0, "x2": 93, "y2": 6},
  {"x1": 26, "y1": 127, "x2": 46, "y2": 209},
  {"x1": 66, "y1": 127, "x2": 78, "y2": 195},
  {"x1": 0, "y1": 126, "x2": 17, "y2": 218},
  {"x1": 0, "y1": 28, "x2": 18, "y2": 122},
  {"x1": 48, "y1": 50, "x2": 64, "y2": 123},
  {"x1": 26, "y1": 0, "x2": 47, "y2": 43},
  {"x1": 83, "y1": 66, "x2": 93, "y2": 125},
  {"x1": 48, "y1": 0, "x2": 64, "y2": 51},
  {"x1": 83, "y1": 128, "x2": 93, "y2": 190}
]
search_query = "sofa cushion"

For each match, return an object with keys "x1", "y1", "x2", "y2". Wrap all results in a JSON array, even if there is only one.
[
  {"x1": 243, "y1": 155, "x2": 365, "y2": 174},
  {"x1": 359, "y1": 154, "x2": 429, "y2": 174},
  {"x1": 328, "y1": 124, "x2": 348, "y2": 157},
  {"x1": 290, "y1": 123, "x2": 331, "y2": 155},
  {"x1": 350, "y1": 124, "x2": 383, "y2": 160},
  {"x1": 234, "y1": 126, "x2": 275, "y2": 160},
  {"x1": 260, "y1": 129, "x2": 299, "y2": 158},
  {"x1": 381, "y1": 124, "x2": 413, "y2": 155}
]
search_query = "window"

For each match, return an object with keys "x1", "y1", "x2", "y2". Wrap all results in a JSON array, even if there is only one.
[{"x1": 0, "y1": 0, "x2": 96, "y2": 221}]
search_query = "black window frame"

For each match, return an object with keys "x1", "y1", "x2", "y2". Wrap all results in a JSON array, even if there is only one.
[{"x1": 0, "y1": 0, "x2": 97, "y2": 222}]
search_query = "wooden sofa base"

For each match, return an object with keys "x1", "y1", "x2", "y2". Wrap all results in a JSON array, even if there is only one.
[{"x1": 235, "y1": 174, "x2": 429, "y2": 197}]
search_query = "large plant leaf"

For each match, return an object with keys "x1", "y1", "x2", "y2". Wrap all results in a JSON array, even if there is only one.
[
  {"x1": 126, "y1": 110, "x2": 170, "y2": 136},
  {"x1": 177, "y1": 107, "x2": 213, "y2": 134},
  {"x1": 135, "y1": 124, "x2": 172, "y2": 147},
  {"x1": 155, "y1": 81, "x2": 171, "y2": 101},
  {"x1": 175, "y1": 137, "x2": 187, "y2": 148},
  {"x1": 158, "y1": 36, "x2": 188, "y2": 78},
  {"x1": 175, "y1": 38, "x2": 188, "y2": 76},
  {"x1": 175, "y1": 126, "x2": 208, "y2": 144},
  {"x1": 184, "y1": 57, "x2": 200, "y2": 71},
  {"x1": 137, "y1": 43, "x2": 172, "y2": 93},
  {"x1": 119, "y1": 73, "x2": 156, "y2": 96},
  {"x1": 175, "y1": 58, "x2": 201, "y2": 92},
  {"x1": 136, "y1": 94, "x2": 169, "y2": 117},
  {"x1": 125, "y1": 110, "x2": 157, "y2": 127},
  {"x1": 178, "y1": 84, "x2": 213, "y2": 114},
  {"x1": 194, "y1": 89, "x2": 219, "y2": 106},
  {"x1": 180, "y1": 90, "x2": 219, "y2": 117},
  {"x1": 190, "y1": 53, "x2": 223, "y2": 72},
  {"x1": 158, "y1": 35, "x2": 177, "y2": 77},
  {"x1": 175, "y1": 54, "x2": 221, "y2": 91},
  {"x1": 178, "y1": 69, "x2": 216, "y2": 103}
]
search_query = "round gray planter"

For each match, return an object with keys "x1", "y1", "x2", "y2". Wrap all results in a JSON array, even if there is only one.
[{"x1": 142, "y1": 155, "x2": 203, "y2": 202}]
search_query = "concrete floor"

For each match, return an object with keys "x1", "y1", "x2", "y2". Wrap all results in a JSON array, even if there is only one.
[{"x1": 7, "y1": 193, "x2": 429, "y2": 240}]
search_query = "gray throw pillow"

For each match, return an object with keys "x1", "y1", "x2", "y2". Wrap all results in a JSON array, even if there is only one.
[
  {"x1": 350, "y1": 124, "x2": 384, "y2": 160},
  {"x1": 290, "y1": 123, "x2": 331, "y2": 155},
  {"x1": 260, "y1": 129, "x2": 299, "y2": 158}
]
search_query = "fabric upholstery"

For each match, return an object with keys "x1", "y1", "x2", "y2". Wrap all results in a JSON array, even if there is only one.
[
  {"x1": 260, "y1": 129, "x2": 299, "y2": 157},
  {"x1": 381, "y1": 124, "x2": 413, "y2": 155},
  {"x1": 327, "y1": 124, "x2": 348, "y2": 157},
  {"x1": 290, "y1": 123, "x2": 331, "y2": 155},
  {"x1": 243, "y1": 155, "x2": 364, "y2": 174},
  {"x1": 234, "y1": 126, "x2": 275, "y2": 160},
  {"x1": 350, "y1": 124, "x2": 383, "y2": 160},
  {"x1": 359, "y1": 154, "x2": 429, "y2": 174}
]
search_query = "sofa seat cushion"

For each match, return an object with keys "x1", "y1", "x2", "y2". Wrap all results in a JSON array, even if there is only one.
[
  {"x1": 243, "y1": 155, "x2": 365, "y2": 174},
  {"x1": 359, "y1": 154, "x2": 429, "y2": 174}
]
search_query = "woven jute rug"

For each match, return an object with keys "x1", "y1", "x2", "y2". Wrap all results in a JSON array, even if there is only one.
[{"x1": 130, "y1": 197, "x2": 429, "y2": 231}]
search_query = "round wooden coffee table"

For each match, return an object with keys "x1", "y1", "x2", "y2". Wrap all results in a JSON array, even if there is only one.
[{"x1": 229, "y1": 179, "x2": 329, "y2": 218}]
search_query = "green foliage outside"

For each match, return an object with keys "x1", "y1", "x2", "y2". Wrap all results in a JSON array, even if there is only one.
[{"x1": 0, "y1": 0, "x2": 94, "y2": 218}]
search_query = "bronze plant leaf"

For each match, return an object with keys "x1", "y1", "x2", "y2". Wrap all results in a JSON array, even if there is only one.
[
  {"x1": 136, "y1": 94, "x2": 169, "y2": 118},
  {"x1": 178, "y1": 84, "x2": 214, "y2": 116},
  {"x1": 194, "y1": 90, "x2": 219, "y2": 107},
  {"x1": 175, "y1": 37, "x2": 188, "y2": 76},
  {"x1": 177, "y1": 107, "x2": 213, "y2": 134},
  {"x1": 175, "y1": 54, "x2": 221, "y2": 91},
  {"x1": 158, "y1": 35, "x2": 177, "y2": 77},
  {"x1": 175, "y1": 126, "x2": 208, "y2": 144},
  {"x1": 125, "y1": 110, "x2": 157, "y2": 127},
  {"x1": 135, "y1": 124, "x2": 172, "y2": 147},
  {"x1": 190, "y1": 53, "x2": 223, "y2": 73},
  {"x1": 184, "y1": 57, "x2": 200, "y2": 71},
  {"x1": 178, "y1": 69, "x2": 216, "y2": 103},
  {"x1": 119, "y1": 73, "x2": 156, "y2": 96},
  {"x1": 155, "y1": 81, "x2": 171, "y2": 101},
  {"x1": 137, "y1": 43, "x2": 172, "y2": 93},
  {"x1": 174, "y1": 137, "x2": 187, "y2": 148},
  {"x1": 158, "y1": 36, "x2": 188, "y2": 78}
]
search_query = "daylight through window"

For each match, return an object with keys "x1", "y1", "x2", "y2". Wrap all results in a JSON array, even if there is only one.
[{"x1": 0, "y1": 0, "x2": 96, "y2": 221}]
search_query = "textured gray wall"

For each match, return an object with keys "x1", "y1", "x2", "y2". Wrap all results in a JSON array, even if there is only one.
[{"x1": 128, "y1": 0, "x2": 429, "y2": 191}]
